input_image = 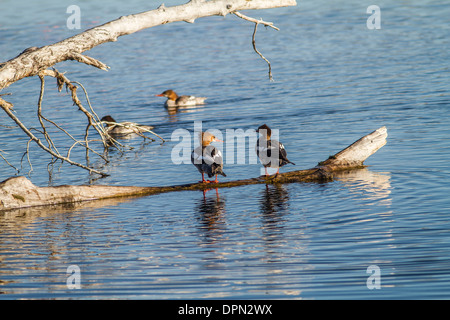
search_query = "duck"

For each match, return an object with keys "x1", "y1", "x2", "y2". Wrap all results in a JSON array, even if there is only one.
[
  {"x1": 100, "y1": 115, "x2": 154, "y2": 136},
  {"x1": 256, "y1": 124, "x2": 295, "y2": 176},
  {"x1": 191, "y1": 131, "x2": 226, "y2": 183},
  {"x1": 156, "y1": 89, "x2": 207, "y2": 108}
]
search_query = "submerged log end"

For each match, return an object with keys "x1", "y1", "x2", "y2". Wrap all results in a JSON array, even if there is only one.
[
  {"x1": 318, "y1": 126, "x2": 387, "y2": 170},
  {"x1": 0, "y1": 176, "x2": 40, "y2": 210}
]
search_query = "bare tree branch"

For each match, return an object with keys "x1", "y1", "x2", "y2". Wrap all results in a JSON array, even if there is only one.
[
  {"x1": 0, "y1": 148, "x2": 18, "y2": 171},
  {"x1": 0, "y1": 0, "x2": 296, "y2": 90},
  {"x1": 0, "y1": 102, "x2": 109, "y2": 176}
]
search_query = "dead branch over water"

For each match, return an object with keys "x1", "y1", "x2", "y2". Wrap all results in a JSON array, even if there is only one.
[
  {"x1": 0, "y1": 0, "x2": 296, "y2": 89},
  {"x1": 0, "y1": 127, "x2": 387, "y2": 211}
]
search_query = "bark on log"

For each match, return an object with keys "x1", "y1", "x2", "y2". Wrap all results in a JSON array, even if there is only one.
[
  {"x1": 0, "y1": 127, "x2": 387, "y2": 211},
  {"x1": 0, "y1": 0, "x2": 297, "y2": 91}
]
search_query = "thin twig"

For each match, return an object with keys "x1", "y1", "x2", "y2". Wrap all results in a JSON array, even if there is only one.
[
  {"x1": 233, "y1": 11, "x2": 280, "y2": 30},
  {"x1": 72, "y1": 81, "x2": 104, "y2": 126},
  {"x1": 40, "y1": 69, "x2": 110, "y2": 148},
  {"x1": 39, "y1": 112, "x2": 109, "y2": 162},
  {"x1": 234, "y1": 11, "x2": 277, "y2": 81},
  {"x1": 37, "y1": 74, "x2": 60, "y2": 155},
  {"x1": 26, "y1": 139, "x2": 33, "y2": 176},
  {"x1": 36, "y1": 72, "x2": 110, "y2": 163},
  {"x1": 252, "y1": 22, "x2": 273, "y2": 81},
  {"x1": 71, "y1": 80, "x2": 126, "y2": 150},
  {"x1": 0, "y1": 149, "x2": 18, "y2": 171},
  {"x1": 0, "y1": 102, "x2": 109, "y2": 176}
]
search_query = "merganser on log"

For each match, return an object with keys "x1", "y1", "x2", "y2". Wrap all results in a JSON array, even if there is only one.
[
  {"x1": 0, "y1": 127, "x2": 387, "y2": 211},
  {"x1": 256, "y1": 124, "x2": 296, "y2": 176},
  {"x1": 191, "y1": 131, "x2": 227, "y2": 183}
]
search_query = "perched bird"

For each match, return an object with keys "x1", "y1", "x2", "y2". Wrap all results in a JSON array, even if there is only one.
[
  {"x1": 101, "y1": 115, "x2": 154, "y2": 136},
  {"x1": 191, "y1": 131, "x2": 226, "y2": 183},
  {"x1": 156, "y1": 89, "x2": 207, "y2": 108},
  {"x1": 256, "y1": 124, "x2": 295, "y2": 176}
]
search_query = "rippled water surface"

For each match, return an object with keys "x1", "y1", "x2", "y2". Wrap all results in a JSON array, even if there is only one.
[{"x1": 1, "y1": 0, "x2": 449, "y2": 299}]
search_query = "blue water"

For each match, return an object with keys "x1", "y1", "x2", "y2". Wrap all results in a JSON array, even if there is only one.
[{"x1": 0, "y1": 0, "x2": 449, "y2": 299}]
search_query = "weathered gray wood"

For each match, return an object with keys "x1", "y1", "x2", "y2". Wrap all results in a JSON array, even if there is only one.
[
  {"x1": 318, "y1": 126, "x2": 387, "y2": 170},
  {"x1": 0, "y1": 127, "x2": 387, "y2": 211}
]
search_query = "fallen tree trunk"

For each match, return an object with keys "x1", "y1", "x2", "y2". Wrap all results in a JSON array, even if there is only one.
[{"x1": 0, "y1": 126, "x2": 387, "y2": 211}]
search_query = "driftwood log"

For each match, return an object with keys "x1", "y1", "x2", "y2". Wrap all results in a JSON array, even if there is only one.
[{"x1": 0, "y1": 126, "x2": 387, "y2": 211}]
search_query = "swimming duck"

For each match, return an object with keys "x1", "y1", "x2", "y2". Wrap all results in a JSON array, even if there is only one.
[
  {"x1": 156, "y1": 89, "x2": 207, "y2": 108},
  {"x1": 256, "y1": 124, "x2": 295, "y2": 176},
  {"x1": 101, "y1": 115, "x2": 154, "y2": 135},
  {"x1": 191, "y1": 131, "x2": 226, "y2": 183}
]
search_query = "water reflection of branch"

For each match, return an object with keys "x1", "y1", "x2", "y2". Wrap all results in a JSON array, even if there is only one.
[
  {"x1": 334, "y1": 168, "x2": 392, "y2": 204},
  {"x1": 0, "y1": 196, "x2": 137, "y2": 231}
]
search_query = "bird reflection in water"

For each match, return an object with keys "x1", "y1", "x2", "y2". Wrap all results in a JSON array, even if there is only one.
[
  {"x1": 195, "y1": 188, "x2": 226, "y2": 244},
  {"x1": 165, "y1": 105, "x2": 206, "y2": 123},
  {"x1": 259, "y1": 184, "x2": 290, "y2": 243}
]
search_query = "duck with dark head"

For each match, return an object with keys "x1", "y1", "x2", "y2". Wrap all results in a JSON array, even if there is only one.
[{"x1": 256, "y1": 124, "x2": 295, "y2": 176}]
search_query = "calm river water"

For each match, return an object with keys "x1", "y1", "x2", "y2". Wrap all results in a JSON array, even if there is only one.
[{"x1": 0, "y1": 0, "x2": 449, "y2": 299}]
